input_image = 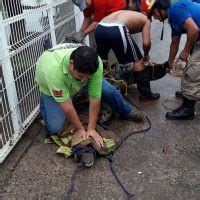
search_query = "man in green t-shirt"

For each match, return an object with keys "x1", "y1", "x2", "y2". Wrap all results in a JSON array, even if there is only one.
[{"x1": 35, "y1": 43, "x2": 146, "y2": 147}]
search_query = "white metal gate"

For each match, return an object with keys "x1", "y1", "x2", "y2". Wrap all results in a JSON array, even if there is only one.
[{"x1": 0, "y1": 0, "x2": 84, "y2": 163}]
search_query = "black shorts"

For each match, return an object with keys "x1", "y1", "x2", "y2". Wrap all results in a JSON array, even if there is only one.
[{"x1": 95, "y1": 20, "x2": 143, "y2": 65}]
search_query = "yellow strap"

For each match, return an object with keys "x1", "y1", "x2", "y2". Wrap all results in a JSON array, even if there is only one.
[
  {"x1": 72, "y1": 138, "x2": 83, "y2": 147},
  {"x1": 40, "y1": 119, "x2": 46, "y2": 127},
  {"x1": 103, "y1": 138, "x2": 116, "y2": 152},
  {"x1": 60, "y1": 135, "x2": 73, "y2": 145},
  {"x1": 50, "y1": 135, "x2": 64, "y2": 147},
  {"x1": 44, "y1": 135, "x2": 73, "y2": 158},
  {"x1": 56, "y1": 146, "x2": 72, "y2": 157},
  {"x1": 44, "y1": 137, "x2": 53, "y2": 144}
]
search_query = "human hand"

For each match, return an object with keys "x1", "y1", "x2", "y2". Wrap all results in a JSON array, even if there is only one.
[
  {"x1": 87, "y1": 129, "x2": 104, "y2": 148},
  {"x1": 179, "y1": 50, "x2": 190, "y2": 62},
  {"x1": 73, "y1": 31, "x2": 86, "y2": 43},
  {"x1": 76, "y1": 129, "x2": 87, "y2": 141},
  {"x1": 176, "y1": 58, "x2": 187, "y2": 69}
]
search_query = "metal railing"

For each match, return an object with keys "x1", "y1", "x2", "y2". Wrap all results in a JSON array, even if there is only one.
[{"x1": 0, "y1": 0, "x2": 84, "y2": 163}]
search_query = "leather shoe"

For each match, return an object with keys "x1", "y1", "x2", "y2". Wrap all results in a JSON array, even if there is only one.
[{"x1": 166, "y1": 106, "x2": 194, "y2": 120}]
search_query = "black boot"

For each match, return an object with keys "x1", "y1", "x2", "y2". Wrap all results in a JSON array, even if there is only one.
[
  {"x1": 175, "y1": 91, "x2": 183, "y2": 99},
  {"x1": 135, "y1": 68, "x2": 160, "y2": 102},
  {"x1": 166, "y1": 97, "x2": 195, "y2": 120}
]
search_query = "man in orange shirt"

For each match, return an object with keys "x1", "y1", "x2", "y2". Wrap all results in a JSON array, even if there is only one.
[{"x1": 72, "y1": 0, "x2": 126, "y2": 43}]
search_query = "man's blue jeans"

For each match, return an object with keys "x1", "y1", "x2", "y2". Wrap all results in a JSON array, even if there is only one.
[{"x1": 40, "y1": 78, "x2": 132, "y2": 134}]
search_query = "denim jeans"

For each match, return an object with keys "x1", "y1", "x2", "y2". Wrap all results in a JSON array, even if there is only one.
[{"x1": 40, "y1": 78, "x2": 132, "y2": 134}]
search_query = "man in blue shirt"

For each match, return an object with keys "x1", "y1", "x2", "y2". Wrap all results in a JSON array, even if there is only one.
[{"x1": 141, "y1": 0, "x2": 200, "y2": 120}]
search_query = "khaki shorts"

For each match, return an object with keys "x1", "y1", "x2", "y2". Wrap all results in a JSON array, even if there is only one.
[{"x1": 182, "y1": 41, "x2": 200, "y2": 100}]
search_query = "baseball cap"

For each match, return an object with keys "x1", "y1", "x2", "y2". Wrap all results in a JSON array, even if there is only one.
[{"x1": 72, "y1": 0, "x2": 87, "y2": 11}]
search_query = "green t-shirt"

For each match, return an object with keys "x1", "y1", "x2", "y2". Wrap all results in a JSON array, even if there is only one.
[{"x1": 35, "y1": 43, "x2": 103, "y2": 103}]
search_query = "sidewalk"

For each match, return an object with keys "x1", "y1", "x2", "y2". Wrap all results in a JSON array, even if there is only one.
[{"x1": 0, "y1": 21, "x2": 200, "y2": 200}]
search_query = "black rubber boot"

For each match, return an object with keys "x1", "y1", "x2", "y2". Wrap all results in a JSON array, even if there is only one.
[
  {"x1": 175, "y1": 91, "x2": 183, "y2": 99},
  {"x1": 134, "y1": 68, "x2": 160, "y2": 102},
  {"x1": 166, "y1": 97, "x2": 195, "y2": 120}
]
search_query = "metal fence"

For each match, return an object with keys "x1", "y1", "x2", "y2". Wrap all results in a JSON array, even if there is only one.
[{"x1": 0, "y1": 0, "x2": 83, "y2": 163}]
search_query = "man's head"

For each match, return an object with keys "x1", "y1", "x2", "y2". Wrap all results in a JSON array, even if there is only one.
[
  {"x1": 141, "y1": 0, "x2": 170, "y2": 21},
  {"x1": 72, "y1": 0, "x2": 92, "y2": 11},
  {"x1": 69, "y1": 46, "x2": 99, "y2": 81}
]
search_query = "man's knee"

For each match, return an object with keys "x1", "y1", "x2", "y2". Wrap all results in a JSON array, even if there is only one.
[
  {"x1": 45, "y1": 116, "x2": 66, "y2": 135},
  {"x1": 46, "y1": 122, "x2": 64, "y2": 135}
]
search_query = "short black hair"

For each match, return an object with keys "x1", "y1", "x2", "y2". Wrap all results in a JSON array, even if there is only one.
[
  {"x1": 149, "y1": 0, "x2": 170, "y2": 18},
  {"x1": 70, "y1": 46, "x2": 99, "y2": 75}
]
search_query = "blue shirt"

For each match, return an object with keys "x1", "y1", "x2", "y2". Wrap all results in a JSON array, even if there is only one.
[
  {"x1": 192, "y1": 0, "x2": 200, "y2": 3},
  {"x1": 168, "y1": 0, "x2": 200, "y2": 37}
]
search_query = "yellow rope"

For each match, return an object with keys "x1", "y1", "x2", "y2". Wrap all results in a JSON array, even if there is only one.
[{"x1": 104, "y1": 64, "x2": 129, "y2": 96}]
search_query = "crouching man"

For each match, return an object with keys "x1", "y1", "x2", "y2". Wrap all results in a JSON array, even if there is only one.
[
  {"x1": 95, "y1": 10, "x2": 162, "y2": 102},
  {"x1": 35, "y1": 44, "x2": 146, "y2": 147}
]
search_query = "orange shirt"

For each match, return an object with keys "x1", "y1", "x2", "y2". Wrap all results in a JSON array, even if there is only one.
[{"x1": 84, "y1": 0, "x2": 126, "y2": 22}]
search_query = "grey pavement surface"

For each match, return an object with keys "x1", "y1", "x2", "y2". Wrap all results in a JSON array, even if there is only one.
[{"x1": 0, "y1": 21, "x2": 200, "y2": 200}]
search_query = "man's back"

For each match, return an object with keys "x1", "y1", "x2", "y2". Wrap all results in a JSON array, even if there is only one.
[{"x1": 102, "y1": 10, "x2": 148, "y2": 34}]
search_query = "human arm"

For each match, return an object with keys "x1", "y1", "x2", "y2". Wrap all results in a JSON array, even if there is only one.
[
  {"x1": 86, "y1": 58, "x2": 104, "y2": 147},
  {"x1": 168, "y1": 36, "x2": 181, "y2": 68},
  {"x1": 168, "y1": 5, "x2": 198, "y2": 62},
  {"x1": 59, "y1": 98, "x2": 87, "y2": 140},
  {"x1": 87, "y1": 98, "x2": 104, "y2": 147},
  {"x1": 82, "y1": 21, "x2": 98, "y2": 35},
  {"x1": 73, "y1": 8, "x2": 96, "y2": 42},
  {"x1": 128, "y1": 0, "x2": 134, "y2": 10},
  {"x1": 179, "y1": 17, "x2": 198, "y2": 61},
  {"x1": 88, "y1": 98, "x2": 101, "y2": 130},
  {"x1": 142, "y1": 19, "x2": 151, "y2": 59},
  {"x1": 81, "y1": 1, "x2": 107, "y2": 35},
  {"x1": 81, "y1": 17, "x2": 92, "y2": 32},
  {"x1": 73, "y1": 17, "x2": 91, "y2": 43}
]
